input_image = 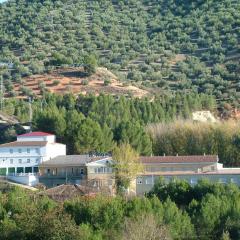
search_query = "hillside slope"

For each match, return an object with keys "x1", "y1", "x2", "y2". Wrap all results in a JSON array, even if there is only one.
[
  {"x1": 0, "y1": 0, "x2": 240, "y2": 104},
  {"x1": 12, "y1": 67, "x2": 150, "y2": 98}
]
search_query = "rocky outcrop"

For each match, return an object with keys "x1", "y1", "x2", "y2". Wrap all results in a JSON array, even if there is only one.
[{"x1": 192, "y1": 111, "x2": 217, "y2": 123}]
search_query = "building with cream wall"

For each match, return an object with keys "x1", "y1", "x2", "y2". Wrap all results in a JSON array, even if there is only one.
[
  {"x1": 38, "y1": 155, "x2": 114, "y2": 190},
  {"x1": 136, "y1": 155, "x2": 240, "y2": 195}
]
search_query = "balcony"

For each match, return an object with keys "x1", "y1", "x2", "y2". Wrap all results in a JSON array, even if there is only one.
[{"x1": 39, "y1": 173, "x2": 86, "y2": 179}]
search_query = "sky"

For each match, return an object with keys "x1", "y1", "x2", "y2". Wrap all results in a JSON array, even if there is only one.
[{"x1": 0, "y1": 0, "x2": 7, "y2": 2}]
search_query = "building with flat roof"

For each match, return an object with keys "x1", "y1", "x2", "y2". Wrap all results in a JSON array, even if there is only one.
[
  {"x1": 136, "y1": 155, "x2": 240, "y2": 195},
  {"x1": 0, "y1": 131, "x2": 66, "y2": 186}
]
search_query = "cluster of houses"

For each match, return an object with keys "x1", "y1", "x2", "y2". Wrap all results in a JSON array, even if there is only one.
[{"x1": 1, "y1": 131, "x2": 240, "y2": 195}]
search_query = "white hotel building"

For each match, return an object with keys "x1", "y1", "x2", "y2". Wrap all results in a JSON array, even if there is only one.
[{"x1": 0, "y1": 132, "x2": 66, "y2": 186}]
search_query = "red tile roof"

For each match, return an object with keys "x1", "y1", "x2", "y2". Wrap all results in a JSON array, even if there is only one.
[
  {"x1": 140, "y1": 155, "x2": 218, "y2": 164},
  {"x1": 18, "y1": 132, "x2": 54, "y2": 137},
  {"x1": 0, "y1": 141, "x2": 47, "y2": 147}
]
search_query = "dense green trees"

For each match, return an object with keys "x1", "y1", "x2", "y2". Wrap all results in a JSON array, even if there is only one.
[
  {"x1": 2, "y1": 92, "x2": 240, "y2": 167},
  {"x1": 0, "y1": 0, "x2": 240, "y2": 104},
  {"x1": 148, "y1": 121, "x2": 240, "y2": 166},
  {"x1": 148, "y1": 179, "x2": 240, "y2": 240},
  {"x1": 2, "y1": 180, "x2": 240, "y2": 239},
  {"x1": 2, "y1": 92, "x2": 214, "y2": 155}
]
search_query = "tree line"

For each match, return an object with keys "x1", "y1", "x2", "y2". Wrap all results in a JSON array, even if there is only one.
[
  {"x1": 1, "y1": 93, "x2": 216, "y2": 156},
  {"x1": 1, "y1": 179, "x2": 239, "y2": 239},
  {"x1": 3, "y1": 93, "x2": 240, "y2": 167},
  {"x1": 148, "y1": 121, "x2": 240, "y2": 166}
]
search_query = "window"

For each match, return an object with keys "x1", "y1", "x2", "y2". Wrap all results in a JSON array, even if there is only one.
[
  {"x1": 9, "y1": 149, "x2": 13, "y2": 154},
  {"x1": 8, "y1": 167, "x2": 15, "y2": 174},
  {"x1": 35, "y1": 158, "x2": 39, "y2": 163},
  {"x1": 106, "y1": 168, "x2": 112, "y2": 173},
  {"x1": 35, "y1": 148, "x2": 40, "y2": 154},
  {"x1": 25, "y1": 167, "x2": 32, "y2": 173},
  {"x1": 17, "y1": 167, "x2": 24, "y2": 173},
  {"x1": 18, "y1": 159, "x2": 22, "y2": 164},
  {"x1": 146, "y1": 177, "x2": 153, "y2": 185},
  {"x1": 80, "y1": 168, "x2": 84, "y2": 174},
  {"x1": 137, "y1": 177, "x2": 143, "y2": 184},
  {"x1": 10, "y1": 159, "x2": 13, "y2": 164},
  {"x1": 94, "y1": 167, "x2": 112, "y2": 174},
  {"x1": 18, "y1": 149, "x2": 22, "y2": 153},
  {"x1": 27, "y1": 159, "x2": 30, "y2": 163},
  {"x1": 27, "y1": 148, "x2": 30, "y2": 153}
]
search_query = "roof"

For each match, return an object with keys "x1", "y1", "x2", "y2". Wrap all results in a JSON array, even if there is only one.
[
  {"x1": 40, "y1": 155, "x2": 106, "y2": 167},
  {"x1": 38, "y1": 184, "x2": 98, "y2": 201},
  {"x1": 0, "y1": 141, "x2": 47, "y2": 147},
  {"x1": 140, "y1": 155, "x2": 218, "y2": 164},
  {"x1": 141, "y1": 170, "x2": 240, "y2": 176},
  {"x1": 18, "y1": 132, "x2": 54, "y2": 137}
]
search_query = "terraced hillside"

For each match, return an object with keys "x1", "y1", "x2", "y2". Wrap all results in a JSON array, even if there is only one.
[
  {"x1": 12, "y1": 67, "x2": 150, "y2": 98},
  {"x1": 0, "y1": 0, "x2": 240, "y2": 105}
]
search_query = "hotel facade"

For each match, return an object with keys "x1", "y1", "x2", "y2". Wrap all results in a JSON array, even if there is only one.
[{"x1": 0, "y1": 132, "x2": 66, "y2": 186}]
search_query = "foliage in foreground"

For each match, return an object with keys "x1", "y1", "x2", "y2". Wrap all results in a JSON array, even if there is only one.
[
  {"x1": 1, "y1": 180, "x2": 240, "y2": 239},
  {"x1": 113, "y1": 143, "x2": 143, "y2": 193}
]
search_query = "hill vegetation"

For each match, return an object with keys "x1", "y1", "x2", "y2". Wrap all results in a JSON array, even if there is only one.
[
  {"x1": 0, "y1": 0, "x2": 240, "y2": 106},
  {"x1": 9, "y1": 67, "x2": 150, "y2": 98},
  {"x1": 2, "y1": 93, "x2": 216, "y2": 154}
]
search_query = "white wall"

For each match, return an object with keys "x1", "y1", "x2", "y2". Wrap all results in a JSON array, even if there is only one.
[
  {"x1": 7, "y1": 175, "x2": 39, "y2": 186},
  {"x1": 0, "y1": 143, "x2": 66, "y2": 171},
  {"x1": 0, "y1": 146, "x2": 43, "y2": 157},
  {"x1": 17, "y1": 135, "x2": 56, "y2": 143},
  {"x1": 0, "y1": 146, "x2": 45, "y2": 169},
  {"x1": 44, "y1": 143, "x2": 66, "y2": 162}
]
